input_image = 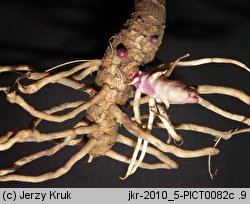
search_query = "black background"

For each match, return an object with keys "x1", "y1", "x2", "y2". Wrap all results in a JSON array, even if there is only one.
[{"x1": 0, "y1": 0, "x2": 249, "y2": 187}]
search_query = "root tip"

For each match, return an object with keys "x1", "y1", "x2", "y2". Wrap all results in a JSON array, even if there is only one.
[
  {"x1": 119, "y1": 176, "x2": 128, "y2": 180},
  {"x1": 210, "y1": 148, "x2": 220, "y2": 155},
  {"x1": 173, "y1": 164, "x2": 179, "y2": 169},
  {"x1": 0, "y1": 176, "x2": 4, "y2": 182}
]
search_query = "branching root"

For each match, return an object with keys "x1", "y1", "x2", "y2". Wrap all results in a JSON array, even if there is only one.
[
  {"x1": 0, "y1": 138, "x2": 96, "y2": 182},
  {"x1": 112, "y1": 105, "x2": 220, "y2": 158},
  {"x1": 0, "y1": 45, "x2": 249, "y2": 183},
  {"x1": 3, "y1": 84, "x2": 108, "y2": 123},
  {"x1": 17, "y1": 60, "x2": 101, "y2": 94}
]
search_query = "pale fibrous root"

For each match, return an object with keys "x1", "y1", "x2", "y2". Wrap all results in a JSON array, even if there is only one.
[
  {"x1": 127, "y1": 56, "x2": 249, "y2": 179},
  {"x1": 149, "y1": 53, "x2": 190, "y2": 80},
  {"x1": 121, "y1": 96, "x2": 157, "y2": 179},
  {"x1": 112, "y1": 105, "x2": 220, "y2": 158},
  {"x1": 0, "y1": 65, "x2": 32, "y2": 73},
  {"x1": 146, "y1": 55, "x2": 187, "y2": 144},
  {"x1": 174, "y1": 57, "x2": 250, "y2": 72},
  {"x1": 130, "y1": 98, "x2": 156, "y2": 175},
  {"x1": 198, "y1": 96, "x2": 250, "y2": 126},
  {"x1": 0, "y1": 60, "x2": 109, "y2": 126},
  {"x1": 115, "y1": 134, "x2": 178, "y2": 169},
  {"x1": 208, "y1": 137, "x2": 221, "y2": 180},
  {"x1": 0, "y1": 121, "x2": 98, "y2": 182},
  {"x1": 196, "y1": 85, "x2": 250, "y2": 105},
  {"x1": 0, "y1": 60, "x2": 100, "y2": 96},
  {"x1": 0, "y1": 60, "x2": 102, "y2": 182},
  {"x1": 3, "y1": 84, "x2": 108, "y2": 123},
  {"x1": 0, "y1": 136, "x2": 73, "y2": 176},
  {"x1": 121, "y1": 55, "x2": 249, "y2": 179},
  {"x1": 17, "y1": 60, "x2": 101, "y2": 94},
  {"x1": 156, "y1": 56, "x2": 250, "y2": 133},
  {"x1": 120, "y1": 89, "x2": 143, "y2": 179},
  {"x1": 0, "y1": 138, "x2": 97, "y2": 182},
  {"x1": 153, "y1": 101, "x2": 182, "y2": 144},
  {"x1": 0, "y1": 124, "x2": 98, "y2": 151},
  {"x1": 0, "y1": 100, "x2": 92, "y2": 177},
  {"x1": 0, "y1": 56, "x2": 249, "y2": 182},
  {"x1": 0, "y1": 100, "x2": 98, "y2": 181}
]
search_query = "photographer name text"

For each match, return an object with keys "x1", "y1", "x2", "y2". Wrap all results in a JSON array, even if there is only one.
[{"x1": 1, "y1": 190, "x2": 71, "y2": 202}]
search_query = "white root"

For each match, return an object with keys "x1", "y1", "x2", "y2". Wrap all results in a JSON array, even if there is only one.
[
  {"x1": 197, "y1": 85, "x2": 250, "y2": 105},
  {"x1": 129, "y1": 96, "x2": 149, "y2": 106},
  {"x1": 106, "y1": 150, "x2": 173, "y2": 170},
  {"x1": 154, "y1": 102, "x2": 182, "y2": 142},
  {"x1": 164, "y1": 54, "x2": 190, "y2": 77},
  {"x1": 18, "y1": 60, "x2": 101, "y2": 94},
  {"x1": 56, "y1": 78, "x2": 96, "y2": 96},
  {"x1": 174, "y1": 124, "x2": 250, "y2": 140},
  {"x1": 5, "y1": 84, "x2": 108, "y2": 123},
  {"x1": 120, "y1": 89, "x2": 142, "y2": 179},
  {"x1": 0, "y1": 125, "x2": 97, "y2": 151},
  {"x1": 45, "y1": 59, "x2": 98, "y2": 72},
  {"x1": 72, "y1": 64, "x2": 100, "y2": 81},
  {"x1": 130, "y1": 98, "x2": 156, "y2": 175},
  {"x1": 0, "y1": 138, "x2": 97, "y2": 183},
  {"x1": 0, "y1": 131, "x2": 13, "y2": 144},
  {"x1": 0, "y1": 65, "x2": 32, "y2": 73},
  {"x1": 198, "y1": 96, "x2": 250, "y2": 126},
  {"x1": 31, "y1": 101, "x2": 85, "y2": 128},
  {"x1": 0, "y1": 136, "x2": 73, "y2": 176},
  {"x1": 0, "y1": 54, "x2": 249, "y2": 182},
  {"x1": 117, "y1": 134, "x2": 178, "y2": 168},
  {"x1": 175, "y1": 57, "x2": 250, "y2": 72},
  {"x1": 112, "y1": 105, "x2": 220, "y2": 158},
  {"x1": 148, "y1": 54, "x2": 190, "y2": 81},
  {"x1": 208, "y1": 137, "x2": 221, "y2": 180}
]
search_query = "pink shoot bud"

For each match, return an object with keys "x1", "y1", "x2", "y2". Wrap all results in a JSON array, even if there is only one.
[{"x1": 134, "y1": 71, "x2": 198, "y2": 104}]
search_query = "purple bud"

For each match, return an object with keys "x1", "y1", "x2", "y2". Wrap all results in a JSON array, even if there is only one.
[
  {"x1": 128, "y1": 73, "x2": 134, "y2": 80},
  {"x1": 128, "y1": 71, "x2": 138, "y2": 80},
  {"x1": 117, "y1": 47, "x2": 128, "y2": 58},
  {"x1": 100, "y1": 66, "x2": 108, "y2": 73},
  {"x1": 150, "y1": 35, "x2": 158, "y2": 44}
]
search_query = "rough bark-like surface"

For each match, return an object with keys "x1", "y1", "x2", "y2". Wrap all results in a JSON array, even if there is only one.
[{"x1": 87, "y1": 0, "x2": 166, "y2": 156}]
